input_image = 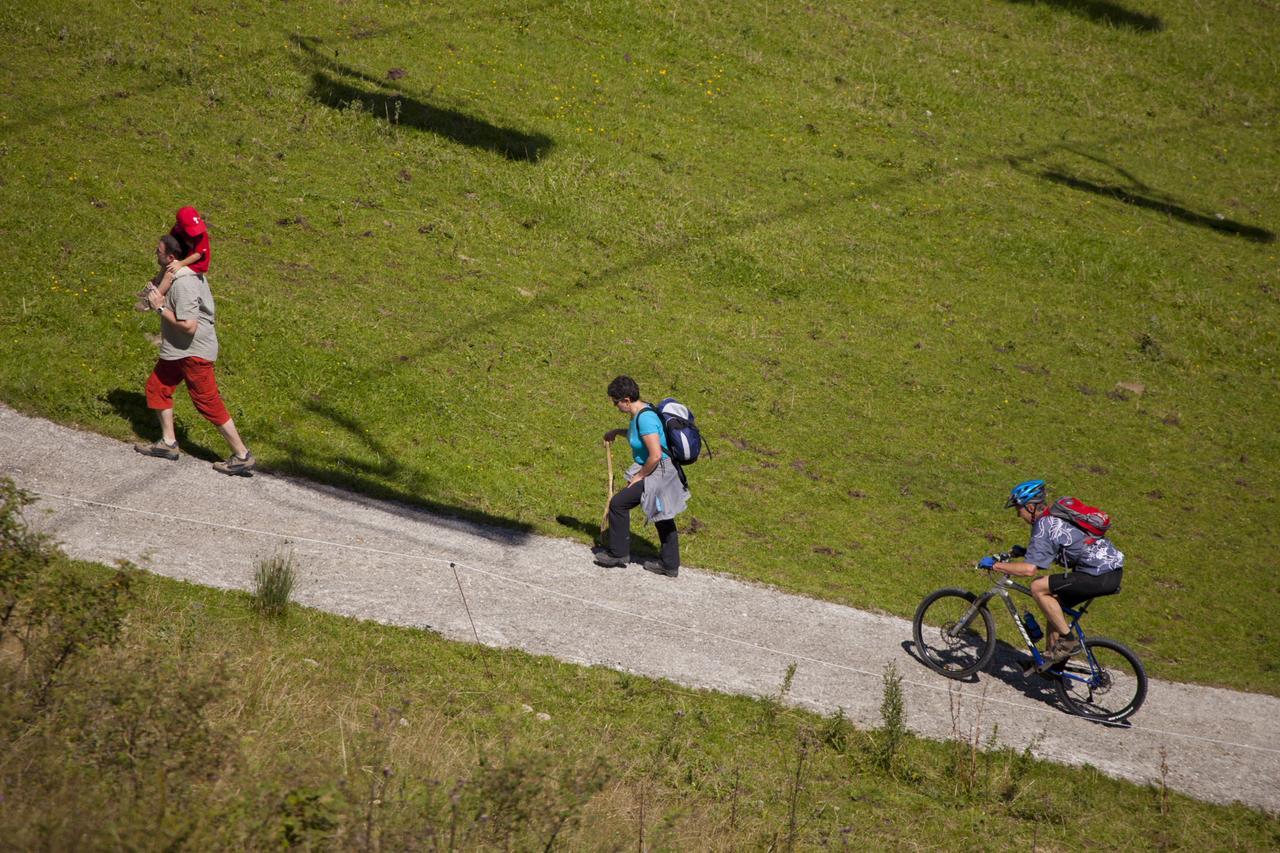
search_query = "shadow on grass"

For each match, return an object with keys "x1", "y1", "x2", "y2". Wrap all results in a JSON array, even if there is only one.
[
  {"x1": 3, "y1": 9, "x2": 560, "y2": 137},
  {"x1": 1039, "y1": 171, "x2": 1275, "y2": 243},
  {"x1": 1009, "y1": 149, "x2": 1275, "y2": 244},
  {"x1": 293, "y1": 35, "x2": 552, "y2": 162},
  {"x1": 260, "y1": 398, "x2": 534, "y2": 544},
  {"x1": 302, "y1": 94, "x2": 1268, "y2": 415},
  {"x1": 1002, "y1": 0, "x2": 1163, "y2": 32},
  {"x1": 102, "y1": 389, "x2": 221, "y2": 462},
  {"x1": 555, "y1": 514, "x2": 602, "y2": 539}
]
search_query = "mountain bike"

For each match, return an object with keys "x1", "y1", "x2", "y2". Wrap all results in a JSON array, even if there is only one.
[{"x1": 911, "y1": 552, "x2": 1147, "y2": 723}]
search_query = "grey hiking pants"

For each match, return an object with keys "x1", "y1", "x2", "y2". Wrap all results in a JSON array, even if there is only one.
[{"x1": 606, "y1": 479, "x2": 679, "y2": 570}]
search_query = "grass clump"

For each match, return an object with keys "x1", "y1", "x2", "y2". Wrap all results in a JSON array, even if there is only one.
[{"x1": 251, "y1": 548, "x2": 297, "y2": 618}]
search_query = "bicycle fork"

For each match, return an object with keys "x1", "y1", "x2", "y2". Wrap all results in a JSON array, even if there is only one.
[{"x1": 945, "y1": 596, "x2": 990, "y2": 640}]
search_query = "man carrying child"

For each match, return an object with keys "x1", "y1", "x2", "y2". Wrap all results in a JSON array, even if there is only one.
[{"x1": 133, "y1": 233, "x2": 255, "y2": 476}]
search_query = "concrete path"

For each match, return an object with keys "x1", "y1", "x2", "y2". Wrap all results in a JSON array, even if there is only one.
[{"x1": 2, "y1": 403, "x2": 1277, "y2": 813}]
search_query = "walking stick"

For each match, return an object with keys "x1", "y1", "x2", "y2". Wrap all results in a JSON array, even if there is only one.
[{"x1": 599, "y1": 439, "x2": 614, "y2": 544}]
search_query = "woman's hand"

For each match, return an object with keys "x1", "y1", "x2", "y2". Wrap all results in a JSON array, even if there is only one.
[{"x1": 602, "y1": 429, "x2": 625, "y2": 443}]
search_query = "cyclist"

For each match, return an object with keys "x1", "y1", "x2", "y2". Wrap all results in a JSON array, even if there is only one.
[{"x1": 980, "y1": 479, "x2": 1125, "y2": 664}]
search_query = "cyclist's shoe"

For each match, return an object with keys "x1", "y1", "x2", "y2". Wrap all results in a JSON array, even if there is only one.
[
  {"x1": 1045, "y1": 636, "x2": 1082, "y2": 664},
  {"x1": 1025, "y1": 638, "x2": 1084, "y2": 676}
]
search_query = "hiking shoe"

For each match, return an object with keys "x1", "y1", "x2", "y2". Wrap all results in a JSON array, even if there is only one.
[
  {"x1": 134, "y1": 439, "x2": 179, "y2": 461},
  {"x1": 593, "y1": 553, "x2": 627, "y2": 568},
  {"x1": 213, "y1": 451, "x2": 256, "y2": 477},
  {"x1": 642, "y1": 560, "x2": 678, "y2": 578}
]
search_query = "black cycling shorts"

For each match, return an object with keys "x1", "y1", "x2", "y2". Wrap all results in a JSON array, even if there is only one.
[{"x1": 1048, "y1": 569, "x2": 1122, "y2": 609}]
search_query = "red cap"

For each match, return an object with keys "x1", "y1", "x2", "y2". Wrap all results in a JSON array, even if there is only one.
[{"x1": 174, "y1": 206, "x2": 207, "y2": 237}]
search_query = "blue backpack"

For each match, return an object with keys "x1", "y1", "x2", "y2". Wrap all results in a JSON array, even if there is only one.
[{"x1": 643, "y1": 398, "x2": 711, "y2": 466}]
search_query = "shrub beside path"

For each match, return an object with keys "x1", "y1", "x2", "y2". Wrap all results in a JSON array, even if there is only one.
[{"x1": 2, "y1": 403, "x2": 1277, "y2": 813}]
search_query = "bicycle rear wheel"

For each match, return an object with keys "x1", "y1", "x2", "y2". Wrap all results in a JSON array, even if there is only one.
[
  {"x1": 912, "y1": 588, "x2": 996, "y2": 679},
  {"x1": 1055, "y1": 637, "x2": 1147, "y2": 722}
]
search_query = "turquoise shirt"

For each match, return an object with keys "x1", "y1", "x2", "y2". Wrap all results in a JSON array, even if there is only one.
[{"x1": 628, "y1": 408, "x2": 669, "y2": 465}]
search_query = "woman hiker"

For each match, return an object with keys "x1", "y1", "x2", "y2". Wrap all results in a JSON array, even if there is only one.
[{"x1": 595, "y1": 375, "x2": 689, "y2": 577}]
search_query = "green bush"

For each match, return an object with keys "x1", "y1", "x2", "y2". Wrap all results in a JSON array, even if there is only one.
[
  {"x1": 0, "y1": 476, "x2": 53, "y2": 641},
  {"x1": 0, "y1": 477, "x2": 136, "y2": 707}
]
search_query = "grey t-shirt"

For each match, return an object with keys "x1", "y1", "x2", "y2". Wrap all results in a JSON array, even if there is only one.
[
  {"x1": 159, "y1": 270, "x2": 218, "y2": 362},
  {"x1": 1025, "y1": 515, "x2": 1124, "y2": 576}
]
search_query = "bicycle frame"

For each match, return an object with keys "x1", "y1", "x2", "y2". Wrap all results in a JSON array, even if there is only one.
[{"x1": 950, "y1": 574, "x2": 1100, "y2": 687}]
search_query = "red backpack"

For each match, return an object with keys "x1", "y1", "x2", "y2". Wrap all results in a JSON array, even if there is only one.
[{"x1": 1048, "y1": 497, "x2": 1111, "y2": 541}]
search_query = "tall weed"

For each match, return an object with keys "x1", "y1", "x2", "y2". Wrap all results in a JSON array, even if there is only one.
[
  {"x1": 873, "y1": 662, "x2": 906, "y2": 774},
  {"x1": 252, "y1": 548, "x2": 297, "y2": 618}
]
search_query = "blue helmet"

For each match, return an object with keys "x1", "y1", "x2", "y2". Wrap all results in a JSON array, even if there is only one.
[{"x1": 1005, "y1": 479, "x2": 1047, "y2": 508}]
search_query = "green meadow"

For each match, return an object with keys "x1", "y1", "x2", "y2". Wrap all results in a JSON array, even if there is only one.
[{"x1": 1, "y1": 0, "x2": 1277, "y2": 696}]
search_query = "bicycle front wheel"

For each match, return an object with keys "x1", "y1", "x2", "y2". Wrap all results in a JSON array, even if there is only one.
[
  {"x1": 912, "y1": 588, "x2": 996, "y2": 679},
  {"x1": 1055, "y1": 637, "x2": 1147, "y2": 723}
]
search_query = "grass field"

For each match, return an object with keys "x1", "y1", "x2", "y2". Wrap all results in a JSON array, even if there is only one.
[
  {"x1": 3, "y1": 538, "x2": 1277, "y2": 848},
  {"x1": 1, "y1": 0, "x2": 1277, "y2": 694}
]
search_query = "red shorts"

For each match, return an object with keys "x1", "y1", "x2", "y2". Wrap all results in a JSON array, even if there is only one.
[{"x1": 145, "y1": 357, "x2": 231, "y2": 426}]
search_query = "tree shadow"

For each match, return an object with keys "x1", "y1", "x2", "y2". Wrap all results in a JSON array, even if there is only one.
[
  {"x1": 1039, "y1": 171, "x2": 1275, "y2": 243},
  {"x1": 1009, "y1": 149, "x2": 1275, "y2": 243},
  {"x1": 260, "y1": 398, "x2": 534, "y2": 543},
  {"x1": 5, "y1": 5, "x2": 561, "y2": 138},
  {"x1": 1002, "y1": 0, "x2": 1163, "y2": 32},
  {"x1": 293, "y1": 34, "x2": 552, "y2": 162},
  {"x1": 101, "y1": 388, "x2": 221, "y2": 462}
]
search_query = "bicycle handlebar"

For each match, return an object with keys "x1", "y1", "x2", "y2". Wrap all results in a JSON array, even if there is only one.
[{"x1": 970, "y1": 544, "x2": 1026, "y2": 572}]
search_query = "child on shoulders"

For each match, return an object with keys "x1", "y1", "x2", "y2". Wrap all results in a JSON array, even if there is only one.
[{"x1": 134, "y1": 206, "x2": 211, "y2": 310}]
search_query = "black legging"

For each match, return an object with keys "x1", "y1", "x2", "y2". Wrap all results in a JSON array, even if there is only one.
[{"x1": 606, "y1": 479, "x2": 679, "y2": 569}]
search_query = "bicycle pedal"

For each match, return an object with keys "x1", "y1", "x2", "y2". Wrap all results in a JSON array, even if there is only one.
[
  {"x1": 1028, "y1": 658, "x2": 1065, "y2": 676},
  {"x1": 1021, "y1": 660, "x2": 1050, "y2": 678}
]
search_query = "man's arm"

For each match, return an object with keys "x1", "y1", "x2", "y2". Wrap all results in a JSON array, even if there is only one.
[
  {"x1": 993, "y1": 560, "x2": 1039, "y2": 578},
  {"x1": 146, "y1": 287, "x2": 198, "y2": 334},
  {"x1": 166, "y1": 251, "x2": 202, "y2": 275}
]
